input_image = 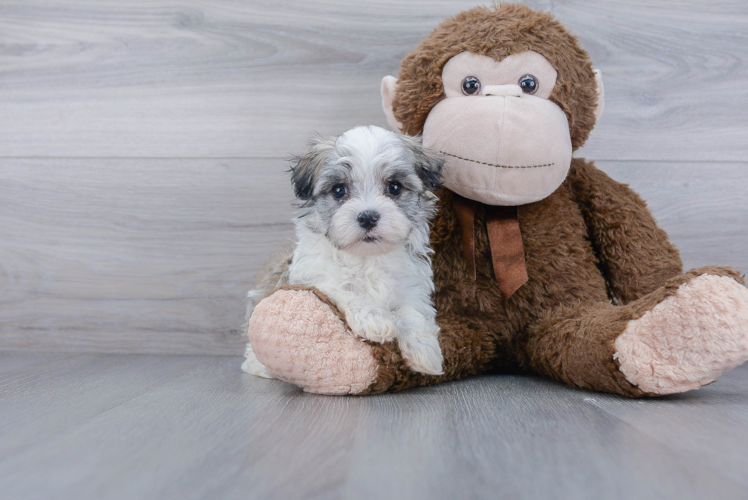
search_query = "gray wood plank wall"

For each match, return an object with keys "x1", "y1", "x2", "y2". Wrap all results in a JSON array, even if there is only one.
[{"x1": 1, "y1": 0, "x2": 746, "y2": 354}]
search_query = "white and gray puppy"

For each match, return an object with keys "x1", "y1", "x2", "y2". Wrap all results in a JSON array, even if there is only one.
[{"x1": 244, "y1": 125, "x2": 445, "y2": 376}]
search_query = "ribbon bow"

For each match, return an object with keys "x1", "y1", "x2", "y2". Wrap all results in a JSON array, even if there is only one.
[{"x1": 452, "y1": 195, "x2": 528, "y2": 300}]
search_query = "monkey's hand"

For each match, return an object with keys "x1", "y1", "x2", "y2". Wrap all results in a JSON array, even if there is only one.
[{"x1": 247, "y1": 287, "x2": 379, "y2": 395}]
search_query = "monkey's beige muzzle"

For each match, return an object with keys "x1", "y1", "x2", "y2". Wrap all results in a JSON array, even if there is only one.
[{"x1": 423, "y1": 91, "x2": 572, "y2": 206}]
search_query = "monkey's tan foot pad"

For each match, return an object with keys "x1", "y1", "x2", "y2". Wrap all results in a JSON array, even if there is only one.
[
  {"x1": 615, "y1": 275, "x2": 748, "y2": 395},
  {"x1": 248, "y1": 289, "x2": 378, "y2": 395}
]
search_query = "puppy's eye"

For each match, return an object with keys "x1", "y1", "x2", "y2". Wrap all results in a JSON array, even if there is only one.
[
  {"x1": 386, "y1": 181, "x2": 402, "y2": 197},
  {"x1": 518, "y1": 74, "x2": 538, "y2": 95},
  {"x1": 461, "y1": 76, "x2": 481, "y2": 96},
  {"x1": 331, "y1": 184, "x2": 348, "y2": 200}
]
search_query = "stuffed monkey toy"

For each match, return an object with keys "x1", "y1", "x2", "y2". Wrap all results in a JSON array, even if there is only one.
[{"x1": 246, "y1": 4, "x2": 748, "y2": 396}]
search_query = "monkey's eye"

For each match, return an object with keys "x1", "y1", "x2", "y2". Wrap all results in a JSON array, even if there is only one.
[
  {"x1": 518, "y1": 74, "x2": 539, "y2": 95},
  {"x1": 331, "y1": 184, "x2": 348, "y2": 200},
  {"x1": 386, "y1": 181, "x2": 402, "y2": 197},
  {"x1": 461, "y1": 76, "x2": 481, "y2": 96}
]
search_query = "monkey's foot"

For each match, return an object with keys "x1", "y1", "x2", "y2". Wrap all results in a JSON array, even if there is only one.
[
  {"x1": 615, "y1": 274, "x2": 748, "y2": 395},
  {"x1": 247, "y1": 288, "x2": 378, "y2": 395}
]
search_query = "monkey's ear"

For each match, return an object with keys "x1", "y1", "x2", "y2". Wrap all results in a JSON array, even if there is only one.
[
  {"x1": 400, "y1": 135, "x2": 444, "y2": 192},
  {"x1": 593, "y1": 69, "x2": 605, "y2": 125},
  {"x1": 290, "y1": 135, "x2": 334, "y2": 200},
  {"x1": 381, "y1": 76, "x2": 404, "y2": 134}
]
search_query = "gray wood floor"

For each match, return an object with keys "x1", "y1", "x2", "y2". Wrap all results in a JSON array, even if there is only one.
[
  {"x1": 2, "y1": 2, "x2": 748, "y2": 499},
  {"x1": 1, "y1": 352, "x2": 747, "y2": 500}
]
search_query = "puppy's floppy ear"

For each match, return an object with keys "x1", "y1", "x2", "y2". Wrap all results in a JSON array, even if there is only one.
[
  {"x1": 400, "y1": 135, "x2": 444, "y2": 192},
  {"x1": 290, "y1": 134, "x2": 336, "y2": 200}
]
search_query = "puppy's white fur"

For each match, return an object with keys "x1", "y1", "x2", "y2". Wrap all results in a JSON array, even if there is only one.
[
  {"x1": 289, "y1": 221, "x2": 442, "y2": 375},
  {"x1": 245, "y1": 126, "x2": 444, "y2": 376}
]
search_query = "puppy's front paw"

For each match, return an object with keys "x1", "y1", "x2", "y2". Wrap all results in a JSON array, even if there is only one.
[
  {"x1": 398, "y1": 334, "x2": 444, "y2": 375},
  {"x1": 346, "y1": 307, "x2": 397, "y2": 343}
]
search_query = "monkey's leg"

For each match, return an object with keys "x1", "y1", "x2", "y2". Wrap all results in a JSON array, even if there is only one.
[
  {"x1": 364, "y1": 311, "x2": 508, "y2": 394},
  {"x1": 522, "y1": 267, "x2": 748, "y2": 397},
  {"x1": 248, "y1": 286, "x2": 501, "y2": 395}
]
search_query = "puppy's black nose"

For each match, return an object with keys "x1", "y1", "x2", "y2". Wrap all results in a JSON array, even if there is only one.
[{"x1": 357, "y1": 210, "x2": 379, "y2": 230}]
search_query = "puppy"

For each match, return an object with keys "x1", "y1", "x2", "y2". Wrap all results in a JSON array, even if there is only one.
[{"x1": 244, "y1": 125, "x2": 445, "y2": 376}]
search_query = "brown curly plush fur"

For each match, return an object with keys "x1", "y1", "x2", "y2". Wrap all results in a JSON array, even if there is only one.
[
  {"x1": 360, "y1": 159, "x2": 727, "y2": 396},
  {"x1": 393, "y1": 4, "x2": 598, "y2": 150},
  {"x1": 251, "y1": 4, "x2": 748, "y2": 398},
  {"x1": 361, "y1": 156, "x2": 748, "y2": 394},
  {"x1": 356, "y1": 4, "x2": 745, "y2": 396}
]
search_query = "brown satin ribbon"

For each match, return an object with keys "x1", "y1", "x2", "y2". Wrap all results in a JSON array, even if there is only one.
[
  {"x1": 452, "y1": 195, "x2": 477, "y2": 280},
  {"x1": 452, "y1": 196, "x2": 529, "y2": 300}
]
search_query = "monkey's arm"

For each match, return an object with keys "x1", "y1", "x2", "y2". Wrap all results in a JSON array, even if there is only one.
[
  {"x1": 567, "y1": 158, "x2": 683, "y2": 304},
  {"x1": 247, "y1": 286, "x2": 498, "y2": 394}
]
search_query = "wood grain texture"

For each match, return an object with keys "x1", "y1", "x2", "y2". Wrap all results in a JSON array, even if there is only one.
[
  {"x1": 0, "y1": 353, "x2": 199, "y2": 460},
  {"x1": 1, "y1": 3, "x2": 746, "y2": 494},
  {"x1": 0, "y1": 0, "x2": 746, "y2": 160},
  {"x1": 1, "y1": 354, "x2": 747, "y2": 500},
  {"x1": 0, "y1": 158, "x2": 745, "y2": 354},
  {"x1": 587, "y1": 366, "x2": 748, "y2": 490},
  {"x1": 0, "y1": 158, "x2": 295, "y2": 354}
]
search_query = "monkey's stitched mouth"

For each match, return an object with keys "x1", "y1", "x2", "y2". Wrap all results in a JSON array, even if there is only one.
[{"x1": 439, "y1": 150, "x2": 554, "y2": 169}]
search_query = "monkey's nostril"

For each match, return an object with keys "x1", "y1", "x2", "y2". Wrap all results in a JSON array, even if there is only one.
[{"x1": 357, "y1": 210, "x2": 380, "y2": 230}]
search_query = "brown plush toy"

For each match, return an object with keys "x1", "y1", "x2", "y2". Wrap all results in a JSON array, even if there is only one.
[{"x1": 246, "y1": 4, "x2": 748, "y2": 396}]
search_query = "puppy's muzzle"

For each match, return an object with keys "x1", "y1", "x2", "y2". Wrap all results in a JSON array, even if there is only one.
[{"x1": 357, "y1": 210, "x2": 380, "y2": 230}]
